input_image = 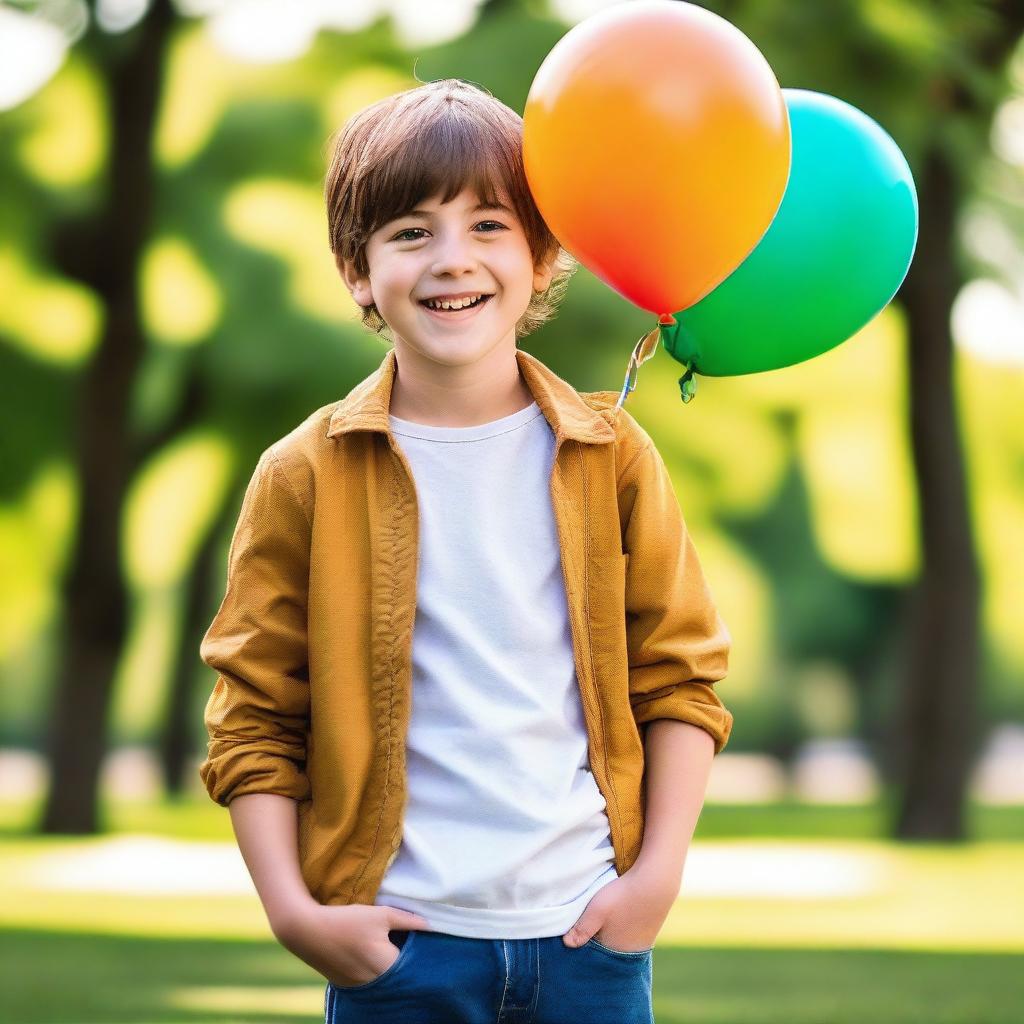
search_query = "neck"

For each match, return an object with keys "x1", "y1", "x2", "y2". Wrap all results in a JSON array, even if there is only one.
[{"x1": 388, "y1": 344, "x2": 534, "y2": 427}]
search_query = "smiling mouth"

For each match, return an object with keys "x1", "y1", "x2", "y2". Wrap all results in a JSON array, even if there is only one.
[{"x1": 418, "y1": 294, "x2": 494, "y2": 316}]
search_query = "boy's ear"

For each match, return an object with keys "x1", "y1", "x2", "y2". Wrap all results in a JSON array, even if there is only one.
[
  {"x1": 335, "y1": 251, "x2": 374, "y2": 308},
  {"x1": 533, "y1": 248, "x2": 557, "y2": 293}
]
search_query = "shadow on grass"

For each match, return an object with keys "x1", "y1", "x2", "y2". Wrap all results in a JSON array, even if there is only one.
[
  {"x1": 3, "y1": 928, "x2": 1021, "y2": 1024},
  {"x1": 651, "y1": 943, "x2": 1021, "y2": 1024}
]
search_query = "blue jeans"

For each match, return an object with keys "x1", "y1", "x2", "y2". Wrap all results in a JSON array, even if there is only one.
[{"x1": 323, "y1": 927, "x2": 654, "y2": 1023}]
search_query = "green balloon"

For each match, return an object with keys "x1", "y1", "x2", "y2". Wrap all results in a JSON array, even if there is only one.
[{"x1": 661, "y1": 89, "x2": 918, "y2": 382}]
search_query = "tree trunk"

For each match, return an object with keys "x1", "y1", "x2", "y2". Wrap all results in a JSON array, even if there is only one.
[
  {"x1": 891, "y1": 142, "x2": 981, "y2": 840},
  {"x1": 889, "y1": 0, "x2": 1023, "y2": 839},
  {"x1": 38, "y1": 0, "x2": 174, "y2": 834}
]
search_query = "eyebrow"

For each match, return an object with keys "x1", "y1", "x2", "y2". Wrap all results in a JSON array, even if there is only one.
[{"x1": 397, "y1": 200, "x2": 514, "y2": 220}]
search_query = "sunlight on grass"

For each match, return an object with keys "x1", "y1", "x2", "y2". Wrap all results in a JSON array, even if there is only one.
[
  {"x1": 3, "y1": 831, "x2": 1021, "y2": 952},
  {"x1": 1, "y1": 884, "x2": 270, "y2": 940},
  {"x1": 167, "y1": 983, "x2": 322, "y2": 1017},
  {"x1": 664, "y1": 840, "x2": 1024, "y2": 953},
  {"x1": 2, "y1": 801, "x2": 1022, "y2": 1022}
]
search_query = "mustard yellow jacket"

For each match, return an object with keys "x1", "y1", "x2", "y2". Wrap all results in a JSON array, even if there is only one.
[{"x1": 199, "y1": 346, "x2": 733, "y2": 907}]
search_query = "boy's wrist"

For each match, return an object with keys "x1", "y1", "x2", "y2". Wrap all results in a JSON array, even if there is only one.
[
  {"x1": 266, "y1": 891, "x2": 320, "y2": 940},
  {"x1": 630, "y1": 849, "x2": 686, "y2": 891}
]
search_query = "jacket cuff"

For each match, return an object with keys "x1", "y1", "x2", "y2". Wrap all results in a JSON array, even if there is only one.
[
  {"x1": 631, "y1": 681, "x2": 734, "y2": 754},
  {"x1": 199, "y1": 736, "x2": 311, "y2": 806}
]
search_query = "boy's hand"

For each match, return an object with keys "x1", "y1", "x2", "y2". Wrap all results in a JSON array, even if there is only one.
[
  {"x1": 274, "y1": 902, "x2": 433, "y2": 988},
  {"x1": 562, "y1": 863, "x2": 680, "y2": 952}
]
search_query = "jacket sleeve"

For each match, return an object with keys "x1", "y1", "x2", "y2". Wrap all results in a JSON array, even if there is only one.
[
  {"x1": 198, "y1": 450, "x2": 312, "y2": 805},
  {"x1": 618, "y1": 438, "x2": 734, "y2": 754}
]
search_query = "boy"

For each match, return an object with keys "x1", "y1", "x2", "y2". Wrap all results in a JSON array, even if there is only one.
[{"x1": 199, "y1": 78, "x2": 733, "y2": 1024}]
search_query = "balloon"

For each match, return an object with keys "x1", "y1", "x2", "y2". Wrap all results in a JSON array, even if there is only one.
[
  {"x1": 661, "y1": 88, "x2": 919, "y2": 383},
  {"x1": 523, "y1": 0, "x2": 790, "y2": 318}
]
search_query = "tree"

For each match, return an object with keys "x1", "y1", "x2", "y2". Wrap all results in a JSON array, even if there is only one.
[
  {"x1": 892, "y1": 1, "x2": 1023, "y2": 840},
  {"x1": 40, "y1": 0, "x2": 177, "y2": 833},
  {"x1": 709, "y1": 0, "x2": 1022, "y2": 838}
]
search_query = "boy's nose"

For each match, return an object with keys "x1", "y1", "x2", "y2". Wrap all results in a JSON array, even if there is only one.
[{"x1": 430, "y1": 243, "x2": 479, "y2": 276}]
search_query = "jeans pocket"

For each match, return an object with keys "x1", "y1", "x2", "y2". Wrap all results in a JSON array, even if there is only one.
[
  {"x1": 585, "y1": 936, "x2": 653, "y2": 959},
  {"x1": 328, "y1": 929, "x2": 418, "y2": 994}
]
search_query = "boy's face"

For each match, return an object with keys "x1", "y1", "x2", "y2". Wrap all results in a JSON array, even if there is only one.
[{"x1": 338, "y1": 185, "x2": 555, "y2": 370}]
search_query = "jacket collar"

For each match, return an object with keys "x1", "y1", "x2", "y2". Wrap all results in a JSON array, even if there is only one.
[{"x1": 326, "y1": 347, "x2": 615, "y2": 444}]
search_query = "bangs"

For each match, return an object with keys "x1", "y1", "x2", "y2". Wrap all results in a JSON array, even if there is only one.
[{"x1": 358, "y1": 116, "x2": 527, "y2": 242}]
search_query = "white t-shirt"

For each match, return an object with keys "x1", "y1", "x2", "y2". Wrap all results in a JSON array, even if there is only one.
[{"x1": 374, "y1": 398, "x2": 619, "y2": 938}]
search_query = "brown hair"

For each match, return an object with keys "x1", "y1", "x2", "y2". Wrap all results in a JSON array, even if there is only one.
[{"x1": 323, "y1": 77, "x2": 578, "y2": 343}]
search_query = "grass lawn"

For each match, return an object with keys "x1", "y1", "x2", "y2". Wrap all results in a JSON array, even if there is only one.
[{"x1": 2, "y1": 796, "x2": 1022, "y2": 1023}]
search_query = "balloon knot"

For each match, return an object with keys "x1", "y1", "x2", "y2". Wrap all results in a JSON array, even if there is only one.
[
  {"x1": 658, "y1": 312, "x2": 677, "y2": 326},
  {"x1": 678, "y1": 365, "x2": 697, "y2": 404}
]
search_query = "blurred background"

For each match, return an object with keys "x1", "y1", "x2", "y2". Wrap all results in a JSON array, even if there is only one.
[{"x1": 1, "y1": 0, "x2": 1022, "y2": 1021}]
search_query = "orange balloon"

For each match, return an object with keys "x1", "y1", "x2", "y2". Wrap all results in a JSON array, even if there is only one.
[{"x1": 523, "y1": 0, "x2": 791, "y2": 319}]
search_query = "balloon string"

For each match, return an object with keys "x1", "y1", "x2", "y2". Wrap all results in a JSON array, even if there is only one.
[
  {"x1": 614, "y1": 363, "x2": 633, "y2": 410},
  {"x1": 614, "y1": 323, "x2": 662, "y2": 410}
]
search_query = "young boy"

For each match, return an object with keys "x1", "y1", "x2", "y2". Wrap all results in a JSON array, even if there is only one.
[{"x1": 199, "y1": 78, "x2": 733, "y2": 1024}]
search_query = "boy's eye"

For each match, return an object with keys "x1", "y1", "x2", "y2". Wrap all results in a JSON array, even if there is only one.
[{"x1": 391, "y1": 221, "x2": 507, "y2": 242}]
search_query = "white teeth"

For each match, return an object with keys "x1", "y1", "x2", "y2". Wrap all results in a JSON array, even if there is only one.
[{"x1": 425, "y1": 294, "x2": 484, "y2": 310}]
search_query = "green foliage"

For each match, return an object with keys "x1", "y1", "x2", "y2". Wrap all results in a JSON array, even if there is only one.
[{"x1": 0, "y1": 1, "x2": 1021, "y2": 760}]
